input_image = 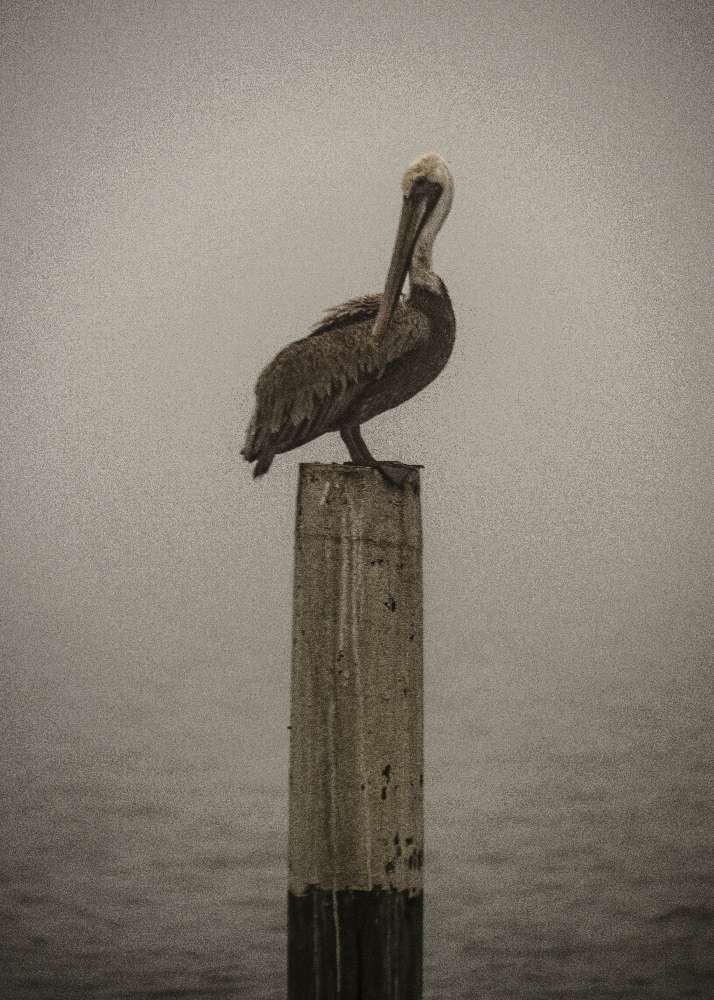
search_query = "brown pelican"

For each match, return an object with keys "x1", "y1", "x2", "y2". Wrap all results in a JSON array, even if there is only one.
[{"x1": 242, "y1": 151, "x2": 455, "y2": 485}]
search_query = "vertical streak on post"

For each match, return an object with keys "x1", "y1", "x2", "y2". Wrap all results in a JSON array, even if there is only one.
[{"x1": 288, "y1": 463, "x2": 424, "y2": 1000}]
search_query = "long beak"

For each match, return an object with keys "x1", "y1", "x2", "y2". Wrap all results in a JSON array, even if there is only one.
[{"x1": 371, "y1": 186, "x2": 438, "y2": 339}]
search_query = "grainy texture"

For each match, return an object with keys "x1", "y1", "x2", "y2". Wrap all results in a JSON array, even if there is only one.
[{"x1": 288, "y1": 463, "x2": 424, "y2": 997}]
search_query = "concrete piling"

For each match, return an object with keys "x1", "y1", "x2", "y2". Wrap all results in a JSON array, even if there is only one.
[{"x1": 288, "y1": 462, "x2": 424, "y2": 1000}]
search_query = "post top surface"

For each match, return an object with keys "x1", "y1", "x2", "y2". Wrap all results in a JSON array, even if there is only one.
[{"x1": 298, "y1": 462, "x2": 421, "y2": 486}]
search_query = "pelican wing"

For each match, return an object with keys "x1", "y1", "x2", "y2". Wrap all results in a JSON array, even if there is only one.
[{"x1": 242, "y1": 295, "x2": 431, "y2": 475}]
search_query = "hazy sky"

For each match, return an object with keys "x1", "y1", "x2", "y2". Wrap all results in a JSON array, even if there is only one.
[{"x1": 2, "y1": 1, "x2": 712, "y2": 782}]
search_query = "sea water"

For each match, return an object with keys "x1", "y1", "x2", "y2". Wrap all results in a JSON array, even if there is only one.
[{"x1": 2, "y1": 659, "x2": 711, "y2": 999}]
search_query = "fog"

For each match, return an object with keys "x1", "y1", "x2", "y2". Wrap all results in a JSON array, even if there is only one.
[{"x1": 1, "y1": 2, "x2": 712, "y2": 993}]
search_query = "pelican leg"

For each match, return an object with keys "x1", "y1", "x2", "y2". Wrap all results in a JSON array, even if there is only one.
[
  {"x1": 340, "y1": 426, "x2": 414, "y2": 488},
  {"x1": 340, "y1": 426, "x2": 376, "y2": 465}
]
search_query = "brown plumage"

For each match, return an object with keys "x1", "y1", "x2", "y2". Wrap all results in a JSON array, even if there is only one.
[{"x1": 242, "y1": 152, "x2": 456, "y2": 481}]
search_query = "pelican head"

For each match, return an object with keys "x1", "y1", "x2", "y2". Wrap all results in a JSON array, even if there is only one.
[
  {"x1": 401, "y1": 151, "x2": 453, "y2": 201},
  {"x1": 372, "y1": 151, "x2": 454, "y2": 339}
]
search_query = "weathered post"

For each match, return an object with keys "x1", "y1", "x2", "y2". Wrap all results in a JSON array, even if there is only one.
[{"x1": 288, "y1": 463, "x2": 424, "y2": 1000}]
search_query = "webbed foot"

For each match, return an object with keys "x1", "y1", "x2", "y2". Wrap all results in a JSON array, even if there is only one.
[{"x1": 376, "y1": 462, "x2": 420, "y2": 488}]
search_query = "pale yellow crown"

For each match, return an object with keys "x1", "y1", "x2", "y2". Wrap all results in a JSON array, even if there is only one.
[{"x1": 401, "y1": 151, "x2": 452, "y2": 193}]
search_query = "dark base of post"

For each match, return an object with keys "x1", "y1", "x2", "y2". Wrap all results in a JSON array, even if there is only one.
[{"x1": 288, "y1": 887, "x2": 423, "y2": 999}]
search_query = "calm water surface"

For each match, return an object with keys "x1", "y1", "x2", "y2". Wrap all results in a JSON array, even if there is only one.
[{"x1": 2, "y1": 660, "x2": 712, "y2": 999}]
